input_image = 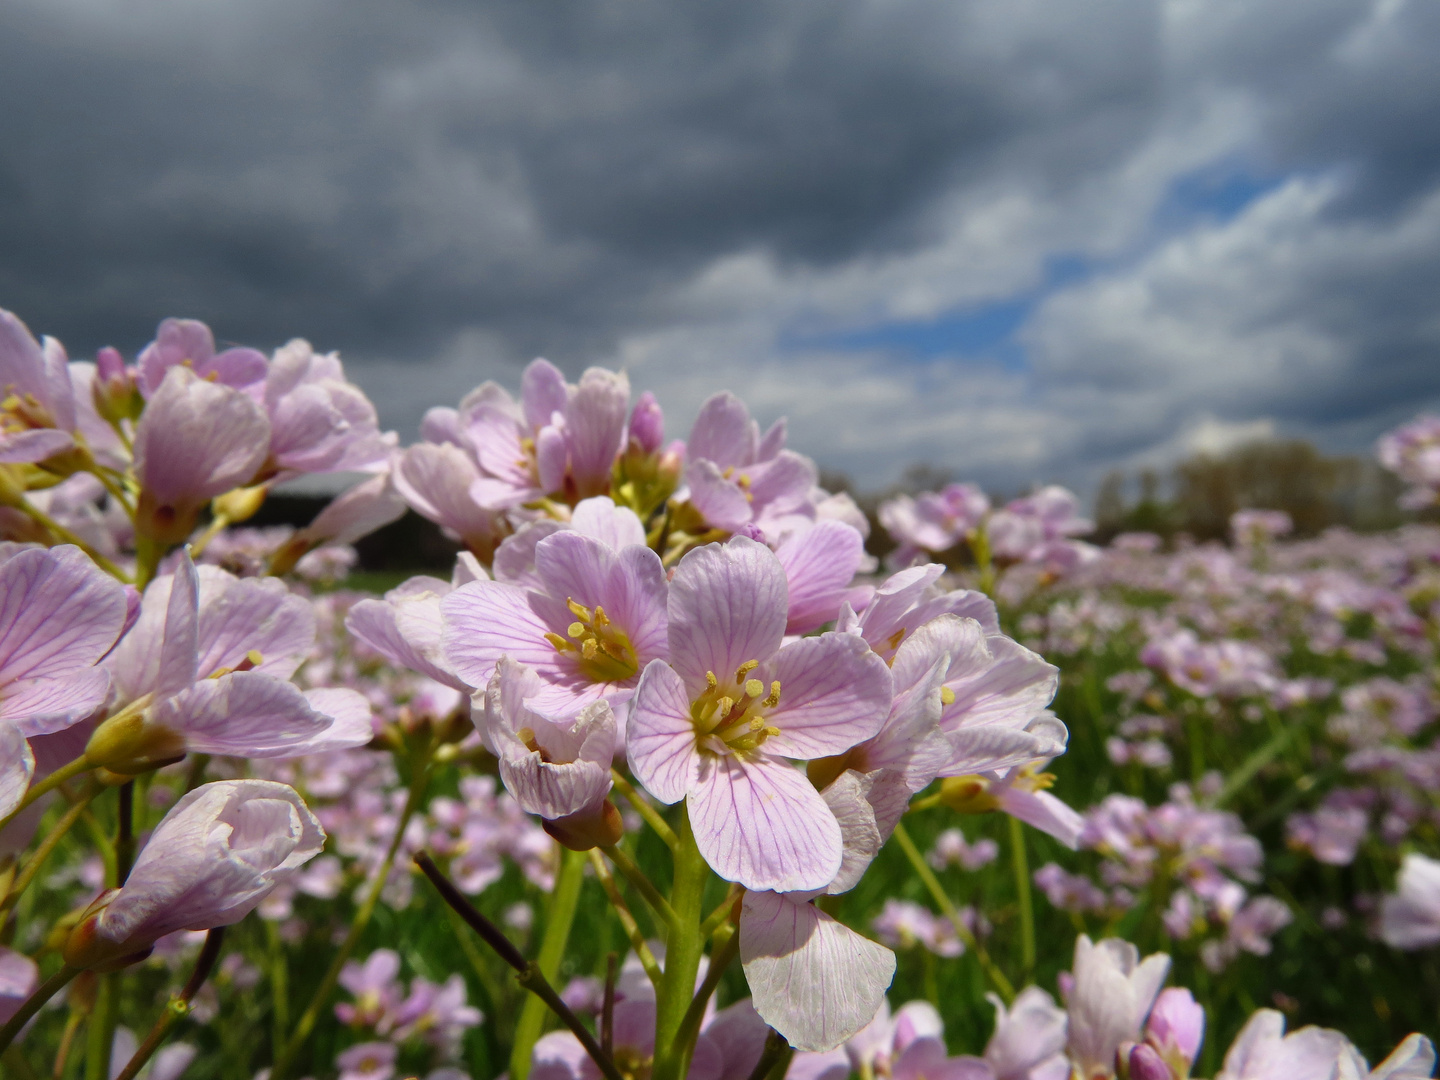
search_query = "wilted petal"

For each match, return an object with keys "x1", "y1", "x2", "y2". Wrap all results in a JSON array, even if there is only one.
[
  {"x1": 690, "y1": 753, "x2": 841, "y2": 892},
  {"x1": 668, "y1": 538, "x2": 787, "y2": 693},
  {"x1": 740, "y1": 890, "x2": 895, "y2": 1052}
]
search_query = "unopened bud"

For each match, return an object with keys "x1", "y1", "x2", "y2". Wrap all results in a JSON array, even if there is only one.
[
  {"x1": 627, "y1": 391, "x2": 665, "y2": 454},
  {"x1": 85, "y1": 710, "x2": 185, "y2": 775},
  {"x1": 939, "y1": 775, "x2": 1000, "y2": 815},
  {"x1": 541, "y1": 799, "x2": 624, "y2": 851},
  {"x1": 212, "y1": 483, "x2": 269, "y2": 525},
  {"x1": 1127, "y1": 1042, "x2": 1174, "y2": 1080},
  {"x1": 92, "y1": 347, "x2": 143, "y2": 423}
]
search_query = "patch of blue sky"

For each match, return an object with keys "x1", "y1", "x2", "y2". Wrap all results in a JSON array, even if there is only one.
[
  {"x1": 782, "y1": 253, "x2": 1091, "y2": 368},
  {"x1": 1155, "y1": 158, "x2": 1287, "y2": 227}
]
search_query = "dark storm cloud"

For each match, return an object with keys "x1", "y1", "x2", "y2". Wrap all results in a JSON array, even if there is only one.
[{"x1": 1, "y1": 0, "x2": 1438, "y2": 490}]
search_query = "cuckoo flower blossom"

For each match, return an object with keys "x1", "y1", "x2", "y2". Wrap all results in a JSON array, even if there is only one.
[
  {"x1": 481, "y1": 658, "x2": 621, "y2": 849},
  {"x1": 878, "y1": 482, "x2": 990, "y2": 566},
  {"x1": 1064, "y1": 936, "x2": 1170, "y2": 1080},
  {"x1": 443, "y1": 529, "x2": 668, "y2": 714},
  {"x1": 0, "y1": 545, "x2": 126, "y2": 737},
  {"x1": 627, "y1": 537, "x2": 893, "y2": 892},
  {"x1": 1380, "y1": 853, "x2": 1440, "y2": 949},
  {"x1": 982, "y1": 986, "x2": 1069, "y2": 1080},
  {"x1": 88, "y1": 553, "x2": 369, "y2": 771},
  {"x1": 0, "y1": 308, "x2": 79, "y2": 464},
  {"x1": 64, "y1": 779, "x2": 325, "y2": 970},
  {"x1": 135, "y1": 317, "x2": 268, "y2": 398},
  {"x1": 133, "y1": 367, "x2": 271, "y2": 544}
]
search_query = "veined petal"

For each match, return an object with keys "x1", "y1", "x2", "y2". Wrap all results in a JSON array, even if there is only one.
[
  {"x1": 626, "y1": 660, "x2": 698, "y2": 805},
  {"x1": 0, "y1": 429, "x2": 75, "y2": 464},
  {"x1": 762, "y1": 633, "x2": 892, "y2": 761},
  {"x1": 0, "y1": 669, "x2": 112, "y2": 737},
  {"x1": 571, "y1": 496, "x2": 646, "y2": 550},
  {"x1": 684, "y1": 460, "x2": 754, "y2": 533},
  {"x1": 157, "y1": 555, "x2": 201, "y2": 697},
  {"x1": 442, "y1": 581, "x2": 560, "y2": 687},
  {"x1": 668, "y1": 538, "x2": 787, "y2": 693},
  {"x1": 996, "y1": 788, "x2": 1084, "y2": 849},
  {"x1": 290, "y1": 688, "x2": 376, "y2": 754},
  {"x1": 943, "y1": 636, "x2": 1058, "y2": 733},
  {"x1": 194, "y1": 569, "x2": 315, "y2": 680},
  {"x1": 535, "y1": 532, "x2": 668, "y2": 662},
  {"x1": 0, "y1": 546, "x2": 126, "y2": 686},
  {"x1": 688, "y1": 392, "x2": 759, "y2": 469},
  {"x1": 690, "y1": 753, "x2": 841, "y2": 892},
  {"x1": 777, "y1": 521, "x2": 866, "y2": 635},
  {"x1": 153, "y1": 672, "x2": 329, "y2": 757},
  {"x1": 740, "y1": 890, "x2": 895, "y2": 1052},
  {"x1": 522, "y1": 359, "x2": 569, "y2": 432}
]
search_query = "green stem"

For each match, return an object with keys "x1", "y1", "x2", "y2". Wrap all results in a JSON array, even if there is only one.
[
  {"x1": 17, "y1": 502, "x2": 129, "y2": 582},
  {"x1": 601, "y1": 844, "x2": 677, "y2": 926},
  {"x1": 0, "y1": 758, "x2": 94, "y2": 834},
  {"x1": 511, "y1": 846, "x2": 588, "y2": 1080},
  {"x1": 0, "y1": 965, "x2": 79, "y2": 1054},
  {"x1": 671, "y1": 925, "x2": 738, "y2": 1059},
  {"x1": 891, "y1": 821, "x2": 1014, "y2": 1002},
  {"x1": 746, "y1": 1030, "x2": 792, "y2": 1080},
  {"x1": 115, "y1": 782, "x2": 135, "y2": 885},
  {"x1": 610, "y1": 771, "x2": 677, "y2": 848},
  {"x1": 650, "y1": 805, "x2": 709, "y2": 1080},
  {"x1": 1009, "y1": 815, "x2": 1035, "y2": 976},
  {"x1": 270, "y1": 741, "x2": 434, "y2": 1080},
  {"x1": 266, "y1": 920, "x2": 290, "y2": 1062},
  {"x1": 112, "y1": 928, "x2": 225, "y2": 1080},
  {"x1": 588, "y1": 850, "x2": 662, "y2": 986},
  {"x1": 1211, "y1": 723, "x2": 1295, "y2": 808},
  {"x1": 0, "y1": 784, "x2": 99, "y2": 918}
]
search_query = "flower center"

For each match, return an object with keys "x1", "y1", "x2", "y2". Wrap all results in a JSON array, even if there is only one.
[
  {"x1": 689, "y1": 660, "x2": 782, "y2": 756},
  {"x1": 1, "y1": 390, "x2": 55, "y2": 433},
  {"x1": 544, "y1": 599, "x2": 639, "y2": 683}
]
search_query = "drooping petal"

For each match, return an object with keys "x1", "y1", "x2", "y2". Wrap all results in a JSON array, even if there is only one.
[
  {"x1": 626, "y1": 660, "x2": 699, "y2": 805},
  {"x1": 689, "y1": 753, "x2": 842, "y2": 892},
  {"x1": 761, "y1": 633, "x2": 892, "y2": 761},
  {"x1": 995, "y1": 787, "x2": 1085, "y2": 849},
  {"x1": 740, "y1": 890, "x2": 895, "y2": 1052},
  {"x1": 668, "y1": 538, "x2": 787, "y2": 693},
  {"x1": 152, "y1": 672, "x2": 329, "y2": 758},
  {"x1": 0, "y1": 546, "x2": 127, "y2": 686}
]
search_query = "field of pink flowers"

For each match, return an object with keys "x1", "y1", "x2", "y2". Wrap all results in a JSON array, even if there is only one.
[{"x1": 0, "y1": 308, "x2": 1437, "y2": 1080}]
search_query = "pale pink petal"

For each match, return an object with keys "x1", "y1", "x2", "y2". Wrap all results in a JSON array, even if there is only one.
[
  {"x1": 819, "y1": 770, "x2": 884, "y2": 894},
  {"x1": 745, "y1": 451, "x2": 817, "y2": 520},
  {"x1": 571, "y1": 497, "x2": 646, "y2": 550},
  {"x1": 296, "y1": 473, "x2": 406, "y2": 547},
  {"x1": 777, "y1": 521, "x2": 866, "y2": 635},
  {"x1": 740, "y1": 890, "x2": 895, "y2": 1052},
  {"x1": 0, "y1": 726, "x2": 34, "y2": 819},
  {"x1": 493, "y1": 520, "x2": 568, "y2": 589},
  {"x1": 194, "y1": 569, "x2": 315, "y2": 680},
  {"x1": 158, "y1": 555, "x2": 202, "y2": 697},
  {"x1": 346, "y1": 592, "x2": 466, "y2": 691},
  {"x1": 996, "y1": 788, "x2": 1084, "y2": 849},
  {"x1": 134, "y1": 368, "x2": 270, "y2": 503},
  {"x1": 565, "y1": 368, "x2": 630, "y2": 495},
  {"x1": 668, "y1": 538, "x2": 787, "y2": 691},
  {"x1": 688, "y1": 393, "x2": 759, "y2": 469},
  {"x1": 393, "y1": 442, "x2": 503, "y2": 547},
  {"x1": 535, "y1": 532, "x2": 668, "y2": 663},
  {"x1": 626, "y1": 660, "x2": 699, "y2": 805},
  {"x1": 684, "y1": 460, "x2": 754, "y2": 533},
  {"x1": 1370, "y1": 1034, "x2": 1436, "y2": 1080},
  {"x1": 290, "y1": 688, "x2": 377, "y2": 753},
  {"x1": 152, "y1": 672, "x2": 329, "y2": 757},
  {"x1": 690, "y1": 753, "x2": 841, "y2": 892},
  {"x1": 442, "y1": 582, "x2": 561, "y2": 687},
  {"x1": 761, "y1": 633, "x2": 892, "y2": 761},
  {"x1": 0, "y1": 428, "x2": 75, "y2": 463},
  {"x1": 705, "y1": 999, "x2": 772, "y2": 1080},
  {"x1": 944, "y1": 724, "x2": 1066, "y2": 777},
  {"x1": 943, "y1": 636, "x2": 1058, "y2": 732},
  {"x1": 0, "y1": 546, "x2": 126, "y2": 685},
  {"x1": 522, "y1": 359, "x2": 569, "y2": 432},
  {"x1": 535, "y1": 424, "x2": 569, "y2": 494},
  {"x1": 0, "y1": 668, "x2": 112, "y2": 737},
  {"x1": 892, "y1": 1040, "x2": 990, "y2": 1080}
]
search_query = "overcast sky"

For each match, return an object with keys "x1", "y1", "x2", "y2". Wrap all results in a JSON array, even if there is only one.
[{"x1": 3, "y1": 0, "x2": 1439, "y2": 495}]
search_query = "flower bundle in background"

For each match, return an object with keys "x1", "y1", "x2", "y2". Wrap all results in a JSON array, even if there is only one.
[{"x1": 0, "y1": 305, "x2": 1434, "y2": 1080}]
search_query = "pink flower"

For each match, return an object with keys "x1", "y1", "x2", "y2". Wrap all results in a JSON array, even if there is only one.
[
  {"x1": 492, "y1": 496, "x2": 648, "y2": 592},
  {"x1": 0, "y1": 545, "x2": 127, "y2": 737},
  {"x1": 532, "y1": 998, "x2": 723, "y2": 1080},
  {"x1": 1063, "y1": 935, "x2": 1170, "y2": 1080},
  {"x1": 133, "y1": 367, "x2": 271, "y2": 543},
  {"x1": 135, "y1": 318, "x2": 268, "y2": 398},
  {"x1": 774, "y1": 520, "x2": 870, "y2": 635},
  {"x1": 0, "y1": 946, "x2": 38, "y2": 1026},
  {"x1": 1380, "y1": 853, "x2": 1440, "y2": 950},
  {"x1": 336, "y1": 949, "x2": 404, "y2": 1030},
  {"x1": 335, "y1": 1041, "x2": 399, "y2": 1080},
  {"x1": 89, "y1": 553, "x2": 369, "y2": 770},
  {"x1": 481, "y1": 658, "x2": 622, "y2": 849},
  {"x1": 627, "y1": 537, "x2": 892, "y2": 892},
  {"x1": 64, "y1": 779, "x2": 325, "y2": 969},
  {"x1": 1142, "y1": 987, "x2": 1204, "y2": 1074},
  {"x1": 878, "y1": 483, "x2": 990, "y2": 565},
  {"x1": 1214, "y1": 1011, "x2": 1352, "y2": 1080},
  {"x1": 392, "y1": 441, "x2": 510, "y2": 559},
  {"x1": 983, "y1": 987, "x2": 1068, "y2": 1080},
  {"x1": 443, "y1": 529, "x2": 668, "y2": 714},
  {"x1": 257, "y1": 339, "x2": 391, "y2": 481},
  {"x1": 1377, "y1": 414, "x2": 1440, "y2": 509},
  {"x1": 680, "y1": 393, "x2": 818, "y2": 542},
  {"x1": 0, "y1": 308, "x2": 80, "y2": 465},
  {"x1": 461, "y1": 359, "x2": 630, "y2": 510}
]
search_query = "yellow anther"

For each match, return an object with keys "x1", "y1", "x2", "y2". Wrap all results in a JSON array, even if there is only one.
[
  {"x1": 735, "y1": 659, "x2": 760, "y2": 681},
  {"x1": 716, "y1": 697, "x2": 734, "y2": 716},
  {"x1": 593, "y1": 606, "x2": 610, "y2": 628},
  {"x1": 517, "y1": 727, "x2": 539, "y2": 752},
  {"x1": 761, "y1": 681, "x2": 781, "y2": 708},
  {"x1": 744, "y1": 678, "x2": 764, "y2": 699},
  {"x1": 764, "y1": 726, "x2": 781, "y2": 738},
  {"x1": 749, "y1": 717, "x2": 765, "y2": 731},
  {"x1": 566, "y1": 598, "x2": 593, "y2": 622},
  {"x1": 735, "y1": 473, "x2": 751, "y2": 490},
  {"x1": 245, "y1": 649, "x2": 264, "y2": 667},
  {"x1": 582, "y1": 639, "x2": 599, "y2": 659},
  {"x1": 940, "y1": 686, "x2": 956, "y2": 706},
  {"x1": 885, "y1": 628, "x2": 906, "y2": 653},
  {"x1": 705, "y1": 671, "x2": 719, "y2": 690},
  {"x1": 544, "y1": 631, "x2": 571, "y2": 652},
  {"x1": 568, "y1": 621, "x2": 586, "y2": 638}
]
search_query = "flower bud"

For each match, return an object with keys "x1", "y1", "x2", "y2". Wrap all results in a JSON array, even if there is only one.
[
  {"x1": 92, "y1": 347, "x2": 143, "y2": 423},
  {"x1": 84, "y1": 710, "x2": 185, "y2": 775},
  {"x1": 627, "y1": 391, "x2": 665, "y2": 454},
  {"x1": 1127, "y1": 1042, "x2": 1173, "y2": 1080},
  {"x1": 939, "y1": 775, "x2": 1001, "y2": 814},
  {"x1": 542, "y1": 799, "x2": 625, "y2": 852},
  {"x1": 63, "y1": 780, "x2": 324, "y2": 970},
  {"x1": 1145, "y1": 987, "x2": 1204, "y2": 1068}
]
